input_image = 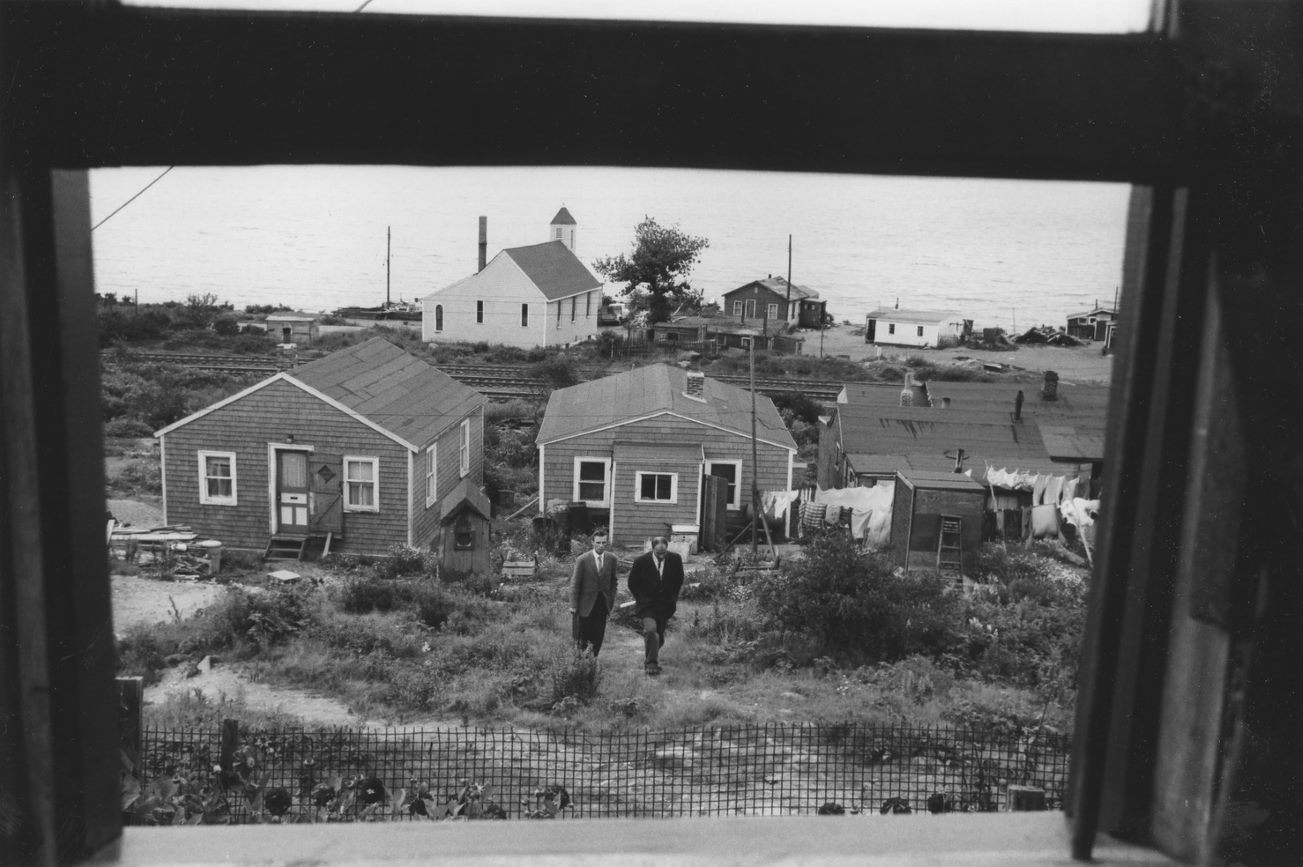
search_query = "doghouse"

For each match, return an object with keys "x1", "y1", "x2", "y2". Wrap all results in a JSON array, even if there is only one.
[
  {"x1": 889, "y1": 470, "x2": 986, "y2": 577},
  {"x1": 437, "y1": 478, "x2": 492, "y2": 576}
]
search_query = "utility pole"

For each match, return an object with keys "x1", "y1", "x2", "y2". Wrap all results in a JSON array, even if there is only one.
[
  {"x1": 386, "y1": 226, "x2": 391, "y2": 307},
  {"x1": 750, "y1": 336, "x2": 759, "y2": 558},
  {"x1": 785, "y1": 234, "x2": 792, "y2": 325}
]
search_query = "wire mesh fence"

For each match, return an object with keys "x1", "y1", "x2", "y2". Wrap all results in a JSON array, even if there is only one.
[{"x1": 132, "y1": 721, "x2": 1071, "y2": 823}]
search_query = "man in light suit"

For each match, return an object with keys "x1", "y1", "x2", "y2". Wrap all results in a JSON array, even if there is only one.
[
  {"x1": 627, "y1": 535, "x2": 685, "y2": 676},
  {"x1": 569, "y1": 528, "x2": 619, "y2": 657}
]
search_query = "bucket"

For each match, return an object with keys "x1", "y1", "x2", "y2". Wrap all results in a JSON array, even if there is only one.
[{"x1": 196, "y1": 539, "x2": 222, "y2": 574}]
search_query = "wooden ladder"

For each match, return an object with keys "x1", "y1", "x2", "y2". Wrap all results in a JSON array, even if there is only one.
[{"x1": 936, "y1": 515, "x2": 964, "y2": 581}]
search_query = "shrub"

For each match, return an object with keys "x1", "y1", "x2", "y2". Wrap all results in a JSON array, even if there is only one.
[
  {"x1": 208, "y1": 585, "x2": 316, "y2": 653},
  {"x1": 372, "y1": 544, "x2": 432, "y2": 580},
  {"x1": 754, "y1": 531, "x2": 959, "y2": 663},
  {"x1": 104, "y1": 417, "x2": 154, "y2": 439},
  {"x1": 414, "y1": 583, "x2": 456, "y2": 629},
  {"x1": 549, "y1": 647, "x2": 600, "y2": 706},
  {"x1": 338, "y1": 578, "x2": 405, "y2": 614}
]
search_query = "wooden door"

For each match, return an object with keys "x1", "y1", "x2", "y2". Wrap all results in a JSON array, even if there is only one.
[
  {"x1": 309, "y1": 452, "x2": 343, "y2": 534},
  {"x1": 866, "y1": 319, "x2": 877, "y2": 342},
  {"x1": 276, "y1": 450, "x2": 310, "y2": 534},
  {"x1": 699, "y1": 474, "x2": 728, "y2": 552}
]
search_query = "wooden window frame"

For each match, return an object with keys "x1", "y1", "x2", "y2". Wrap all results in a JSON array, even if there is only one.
[
  {"x1": 3, "y1": 3, "x2": 1300, "y2": 864},
  {"x1": 424, "y1": 443, "x2": 437, "y2": 508},
  {"x1": 520, "y1": 303, "x2": 528, "y2": 327},
  {"x1": 705, "y1": 459, "x2": 742, "y2": 509},
  {"x1": 635, "y1": 471, "x2": 678, "y2": 504},
  {"x1": 434, "y1": 303, "x2": 443, "y2": 331},
  {"x1": 766, "y1": 302, "x2": 778, "y2": 320},
  {"x1": 458, "y1": 418, "x2": 471, "y2": 477},
  {"x1": 342, "y1": 455, "x2": 379, "y2": 513},
  {"x1": 197, "y1": 449, "x2": 237, "y2": 506},
  {"x1": 573, "y1": 456, "x2": 612, "y2": 507},
  {"x1": 732, "y1": 300, "x2": 742, "y2": 315},
  {"x1": 476, "y1": 299, "x2": 483, "y2": 323}
]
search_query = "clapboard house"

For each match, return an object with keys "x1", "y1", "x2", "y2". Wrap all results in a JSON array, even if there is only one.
[
  {"x1": 154, "y1": 337, "x2": 487, "y2": 558},
  {"x1": 721, "y1": 276, "x2": 827, "y2": 328},
  {"x1": 536, "y1": 364, "x2": 798, "y2": 548}
]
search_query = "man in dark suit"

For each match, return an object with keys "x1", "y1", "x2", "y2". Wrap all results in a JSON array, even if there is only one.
[
  {"x1": 627, "y1": 535, "x2": 685, "y2": 675},
  {"x1": 569, "y1": 528, "x2": 619, "y2": 657}
]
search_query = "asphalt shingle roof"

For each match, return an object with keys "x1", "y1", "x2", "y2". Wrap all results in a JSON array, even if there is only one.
[
  {"x1": 550, "y1": 207, "x2": 577, "y2": 226},
  {"x1": 291, "y1": 337, "x2": 485, "y2": 448},
  {"x1": 726, "y1": 277, "x2": 819, "y2": 300},
  {"x1": 503, "y1": 241, "x2": 602, "y2": 301},
  {"x1": 866, "y1": 308, "x2": 964, "y2": 323},
  {"x1": 537, "y1": 364, "x2": 796, "y2": 449}
]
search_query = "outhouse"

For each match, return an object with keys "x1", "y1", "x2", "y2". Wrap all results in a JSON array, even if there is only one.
[
  {"x1": 889, "y1": 470, "x2": 986, "y2": 577},
  {"x1": 438, "y1": 478, "x2": 493, "y2": 576}
]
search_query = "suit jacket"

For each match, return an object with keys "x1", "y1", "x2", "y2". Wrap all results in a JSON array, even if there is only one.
[
  {"x1": 570, "y1": 549, "x2": 619, "y2": 617},
  {"x1": 627, "y1": 550, "x2": 685, "y2": 621}
]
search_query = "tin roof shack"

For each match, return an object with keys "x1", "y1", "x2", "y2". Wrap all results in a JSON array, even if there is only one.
[
  {"x1": 266, "y1": 311, "x2": 318, "y2": 345},
  {"x1": 890, "y1": 470, "x2": 986, "y2": 577},
  {"x1": 154, "y1": 337, "x2": 487, "y2": 557},
  {"x1": 536, "y1": 364, "x2": 797, "y2": 547},
  {"x1": 722, "y1": 276, "x2": 827, "y2": 328},
  {"x1": 865, "y1": 308, "x2": 970, "y2": 348},
  {"x1": 1066, "y1": 305, "x2": 1118, "y2": 341}
]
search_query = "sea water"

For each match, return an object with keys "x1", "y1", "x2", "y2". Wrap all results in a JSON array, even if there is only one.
[{"x1": 90, "y1": 164, "x2": 1129, "y2": 331}]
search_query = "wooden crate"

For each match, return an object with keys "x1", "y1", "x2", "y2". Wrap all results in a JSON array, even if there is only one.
[{"x1": 501, "y1": 559, "x2": 537, "y2": 579}]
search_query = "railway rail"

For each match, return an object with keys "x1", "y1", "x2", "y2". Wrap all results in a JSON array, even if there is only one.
[{"x1": 100, "y1": 353, "x2": 878, "y2": 403}]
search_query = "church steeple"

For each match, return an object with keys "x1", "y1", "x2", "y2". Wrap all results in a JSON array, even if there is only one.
[{"x1": 549, "y1": 206, "x2": 577, "y2": 253}]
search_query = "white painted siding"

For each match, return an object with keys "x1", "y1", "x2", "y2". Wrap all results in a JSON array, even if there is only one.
[{"x1": 421, "y1": 255, "x2": 599, "y2": 348}]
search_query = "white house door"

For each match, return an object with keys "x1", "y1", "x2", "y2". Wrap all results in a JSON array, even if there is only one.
[{"x1": 277, "y1": 450, "x2": 310, "y2": 534}]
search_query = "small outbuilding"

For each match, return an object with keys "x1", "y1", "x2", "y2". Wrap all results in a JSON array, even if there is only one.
[
  {"x1": 865, "y1": 308, "x2": 969, "y2": 348},
  {"x1": 437, "y1": 477, "x2": 493, "y2": 577},
  {"x1": 265, "y1": 311, "x2": 318, "y2": 345},
  {"x1": 889, "y1": 470, "x2": 986, "y2": 578}
]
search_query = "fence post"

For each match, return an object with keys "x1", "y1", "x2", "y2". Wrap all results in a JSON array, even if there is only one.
[
  {"x1": 117, "y1": 676, "x2": 143, "y2": 777},
  {"x1": 220, "y1": 718, "x2": 240, "y2": 788}
]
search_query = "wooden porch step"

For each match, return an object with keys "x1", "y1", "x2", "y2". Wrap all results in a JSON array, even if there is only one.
[{"x1": 264, "y1": 535, "x2": 308, "y2": 561}]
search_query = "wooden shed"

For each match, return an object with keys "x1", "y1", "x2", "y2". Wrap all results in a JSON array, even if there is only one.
[
  {"x1": 265, "y1": 311, "x2": 318, "y2": 344},
  {"x1": 437, "y1": 477, "x2": 493, "y2": 576},
  {"x1": 889, "y1": 470, "x2": 986, "y2": 577}
]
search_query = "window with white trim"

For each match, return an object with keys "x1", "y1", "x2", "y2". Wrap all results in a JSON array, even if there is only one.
[
  {"x1": 705, "y1": 459, "x2": 742, "y2": 509},
  {"x1": 198, "y1": 450, "x2": 237, "y2": 505},
  {"x1": 476, "y1": 300, "x2": 483, "y2": 323},
  {"x1": 767, "y1": 302, "x2": 778, "y2": 319},
  {"x1": 888, "y1": 323, "x2": 896, "y2": 334},
  {"x1": 343, "y1": 456, "x2": 379, "y2": 512},
  {"x1": 732, "y1": 300, "x2": 742, "y2": 315},
  {"x1": 425, "y1": 443, "x2": 437, "y2": 508},
  {"x1": 571, "y1": 296, "x2": 576, "y2": 321},
  {"x1": 636, "y1": 471, "x2": 677, "y2": 503},
  {"x1": 917, "y1": 325, "x2": 925, "y2": 336},
  {"x1": 459, "y1": 418, "x2": 471, "y2": 477},
  {"x1": 521, "y1": 303, "x2": 528, "y2": 327},
  {"x1": 556, "y1": 300, "x2": 562, "y2": 328},
  {"x1": 745, "y1": 299, "x2": 756, "y2": 317},
  {"x1": 573, "y1": 457, "x2": 611, "y2": 506},
  {"x1": 586, "y1": 292, "x2": 592, "y2": 317},
  {"x1": 434, "y1": 304, "x2": 443, "y2": 331}
]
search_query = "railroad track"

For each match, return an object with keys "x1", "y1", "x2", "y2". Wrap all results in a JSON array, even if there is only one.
[{"x1": 100, "y1": 354, "x2": 872, "y2": 403}]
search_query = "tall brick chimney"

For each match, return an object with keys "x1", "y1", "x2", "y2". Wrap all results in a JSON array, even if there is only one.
[{"x1": 478, "y1": 216, "x2": 487, "y2": 272}]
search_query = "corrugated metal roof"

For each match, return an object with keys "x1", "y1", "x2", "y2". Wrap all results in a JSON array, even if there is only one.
[
  {"x1": 503, "y1": 241, "x2": 602, "y2": 301},
  {"x1": 836, "y1": 403, "x2": 1061, "y2": 476},
  {"x1": 537, "y1": 364, "x2": 796, "y2": 449},
  {"x1": 291, "y1": 337, "x2": 485, "y2": 448},
  {"x1": 866, "y1": 308, "x2": 964, "y2": 323},
  {"x1": 840, "y1": 380, "x2": 1109, "y2": 432},
  {"x1": 612, "y1": 442, "x2": 704, "y2": 462}
]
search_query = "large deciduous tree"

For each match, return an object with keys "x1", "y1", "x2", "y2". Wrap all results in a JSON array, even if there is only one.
[{"x1": 592, "y1": 217, "x2": 709, "y2": 323}]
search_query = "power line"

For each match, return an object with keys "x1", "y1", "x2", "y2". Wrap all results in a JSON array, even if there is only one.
[
  {"x1": 91, "y1": 166, "x2": 174, "y2": 232},
  {"x1": 93, "y1": 0, "x2": 379, "y2": 232}
]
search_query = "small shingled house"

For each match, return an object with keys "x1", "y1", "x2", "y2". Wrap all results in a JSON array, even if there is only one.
[
  {"x1": 265, "y1": 311, "x2": 318, "y2": 345},
  {"x1": 535, "y1": 364, "x2": 798, "y2": 548},
  {"x1": 154, "y1": 337, "x2": 487, "y2": 558},
  {"x1": 865, "y1": 307, "x2": 970, "y2": 348},
  {"x1": 721, "y1": 276, "x2": 827, "y2": 328},
  {"x1": 421, "y1": 208, "x2": 603, "y2": 349}
]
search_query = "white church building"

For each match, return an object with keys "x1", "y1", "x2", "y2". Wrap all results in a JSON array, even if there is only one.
[{"x1": 421, "y1": 208, "x2": 604, "y2": 349}]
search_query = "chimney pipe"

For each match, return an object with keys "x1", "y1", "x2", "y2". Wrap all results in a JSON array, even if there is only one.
[
  {"x1": 1015, "y1": 390, "x2": 1025, "y2": 420},
  {"x1": 478, "y1": 216, "x2": 487, "y2": 272}
]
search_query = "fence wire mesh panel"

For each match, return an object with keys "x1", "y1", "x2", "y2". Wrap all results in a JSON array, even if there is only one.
[{"x1": 136, "y1": 722, "x2": 1070, "y2": 823}]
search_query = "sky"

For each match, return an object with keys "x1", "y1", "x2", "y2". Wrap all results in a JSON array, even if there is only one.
[{"x1": 127, "y1": 0, "x2": 1153, "y2": 33}]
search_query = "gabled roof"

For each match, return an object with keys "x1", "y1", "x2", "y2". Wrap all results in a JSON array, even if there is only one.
[
  {"x1": 550, "y1": 207, "x2": 576, "y2": 226},
  {"x1": 287, "y1": 337, "x2": 485, "y2": 448},
  {"x1": 438, "y1": 477, "x2": 492, "y2": 523},
  {"x1": 836, "y1": 402, "x2": 1060, "y2": 476},
  {"x1": 502, "y1": 241, "x2": 602, "y2": 301},
  {"x1": 1067, "y1": 306, "x2": 1118, "y2": 319},
  {"x1": 537, "y1": 363, "x2": 796, "y2": 450},
  {"x1": 866, "y1": 308, "x2": 964, "y2": 323},
  {"x1": 724, "y1": 277, "x2": 819, "y2": 301}
]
